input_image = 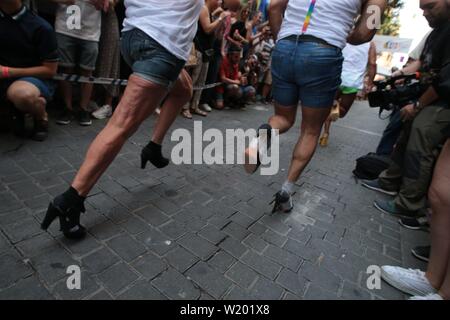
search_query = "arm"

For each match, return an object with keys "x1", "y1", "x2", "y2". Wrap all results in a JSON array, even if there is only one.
[
  {"x1": 365, "y1": 42, "x2": 378, "y2": 90},
  {"x1": 220, "y1": 68, "x2": 241, "y2": 86},
  {"x1": 347, "y1": 0, "x2": 387, "y2": 45},
  {"x1": 0, "y1": 61, "x2": 58, "y2": 80},
  {"x1": 268, "y1": 0, "x2": 288, "y2": 41},
  {"x1": 200, "y1": 6, "x2": 229, "y2": 34}
]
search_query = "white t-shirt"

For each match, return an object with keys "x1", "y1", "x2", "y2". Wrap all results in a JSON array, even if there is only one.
[
  {"x1": 55, "y1": 0, "x2": 101, "y2": 42},
  {"x1": 278, "y1": 0, "x2": 363, "y2": 49},
  {"x1": 341, "y1": 42, "x2": 371, "y2": 89},
  {"x1": 409, "y1": 31, "x2": 432, "y2": 61},
  {"x1": 122, "y1": 0, "x2": 204, "y2": 61}
]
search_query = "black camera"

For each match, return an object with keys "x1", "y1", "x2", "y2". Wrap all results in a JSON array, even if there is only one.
[{"x1": 368, "y1": 72, "x2": 434, "y2": 112}]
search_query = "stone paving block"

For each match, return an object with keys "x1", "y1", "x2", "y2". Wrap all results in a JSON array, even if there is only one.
[
  {"x1": 248, "y1": 276, "x2": 284, "y2": 300},
  {"x1": 106, "y1": 234, "x2": 147, "y2": 262},
  {"x1": 118, "y1": 280, "x2": 166, "y2": 300},
  {"x1": 185, "y1": 261, "x2": 233, "y2": 299},
  {"x1": 341, "y1": 280, "x2": 372, "y2": 300},
  {"x1": 261, "y1": 229, "x2": 288, "y2": 248},
  {"x1": 89, "y1": 290, "x2": 114, "y2": 300},
  {"x1": 199, "y1": 224, "x2": 227, "y2": 245},
  {"x1": 0, "y1": 253, "x2": 33, "y2": 289},
  {"x1": 223, "y1": 285, "x2": 256, "y2": 300},
  {"x1": 31, "y1": 244, "x2": 78, "y2": 286},
  {"x1": 225, "y1": 261, "x2": 259, "y2": 289},
  {"x1": 164, "y1": 246, "x2": 198, "y2": 273},
  {"x1": 0, "y1": 192, "x2": 23, "y2": 213},
  {"x1": 304, "y1": 284, "x2": 338, "y2": 300},
  {"x1": 264, "y1": 244, "x2": 303, "y2": 272},
  {"x1": 218, "y1": 236, "x2": 248, "y2": 259},
  {"x1": 241, "y1": 250, "x2": 282, "y2": 281},
  {"x1": 222, "y1": 221, "x2": 250, "y2": 241},
  {"x1": 151, "y1": 268, "x2": 200, "y2": 300},
  {"x1": 60, "y1": 233, "x2": 102, "y2": 257},
  {"x1": 229, "y1": 212, "x2": 255, "y2": 229},
  {"x1": 136, "y1": 227, "x2": 176, "y2": 256},
  {"x1": 242, "y1": 233, "x2": 269, "y2": 254},
  {"x1": 207, "y1": 250, "x2": 236, "y2": 274},
  {"x1": 89, "y1": 220, "x2": 123, "y2": 240},
  {"x1": 0, "y1": 276, "x2": 53, "y2": 300},
  {"x1": 178, "y1": 233, "x2": 217, "y2": 260},
  {"x1": 276, "y1": 268, "x2": 308, "y2": 297},
  {"x1": 8, "y1": 180, "x2": 45, "y2": 200},
  {"x1": 2, "y1": 216, "x2": 43, "y2": 244},
  {"x1": 81, "y1": 247, "x2": 120, "y2": 274},
  {"x1": 159, "y1": 220, "x2": 188, "y2": 240},
  {"x1": 97, "y1": 262, "x2": 139, "y2": 294},
  {"x1": 118, "y1": 216, "x2": 151, "y2": 235},
  {"x1": 16, "y1": 233, "x2": 56, "y2": 258},
  {"x1": 52, "y1": 270, "x2": 99, "y2": 300},
  {"x1": 299, "y1": 261, "x2": 342, "y2": 294},
  {"x1": 131, "y1": 252, "x2": 168, "y2": 279},
  {"x1": 135, "y1": 204, "x2": 170, "y2": 227}
]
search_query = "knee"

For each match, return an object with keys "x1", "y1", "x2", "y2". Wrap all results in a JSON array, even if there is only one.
[
  {"x1": 7, "y1": 89, "x2": 38, "y2": 108},
  {"x1": 429, "y1": 184, "x2": 450, "y2": 212}
]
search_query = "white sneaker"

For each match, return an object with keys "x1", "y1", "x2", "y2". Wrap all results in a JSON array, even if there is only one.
[
  {"x1": 409, "y1": 293, "x2": 443, "y2": 300},
  {"x1": 92, "y1": 105, "x2": 113, "y2": 119},
  {"x1": 200, "y1": 104, "x2": 212, "y2": 112},
  {"x1": 381, "y1": 266, "x2": 437, "y2": 296}
]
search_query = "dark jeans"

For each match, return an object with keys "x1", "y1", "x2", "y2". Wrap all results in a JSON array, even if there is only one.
[
  {"x1": 200, "y1": 50, "x2": 222, "y2": 105},
  {"x1": 376, "y1": 109, "x2": 403, "y2": 156}
]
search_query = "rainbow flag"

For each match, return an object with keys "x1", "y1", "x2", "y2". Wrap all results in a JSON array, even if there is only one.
[{"x1": 302, "y1": 0, "x2": 317, "y2": 33}]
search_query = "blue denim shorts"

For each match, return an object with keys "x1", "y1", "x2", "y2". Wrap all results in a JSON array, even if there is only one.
[
  {"x1": 0, "y1": 77, "x2": 55, "y2": 101},
  {"x1": 271, "y1": 38, "x2": 343, "y2": 108},
  {"x1": 121, "y1": 28, "x2": 186, "y2": 89}
]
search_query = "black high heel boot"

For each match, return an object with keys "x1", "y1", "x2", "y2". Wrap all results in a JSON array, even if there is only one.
[
  {"x1": 140, "y1": 141, "x2": 169, "y2": 169},
  {"x1": 41, "y1": 188, "x2": 87, "y2": 239}
]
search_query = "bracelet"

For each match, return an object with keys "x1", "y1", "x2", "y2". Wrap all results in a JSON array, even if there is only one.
[
  {"x1": 1, "y1": 66, "x2": 10, "y2": 78},
  {"x1": 413, "y1": 101, "x2": 423, "y2": 112}
]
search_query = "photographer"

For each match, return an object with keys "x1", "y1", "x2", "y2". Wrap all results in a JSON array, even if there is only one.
[
  {"x1": 362, "y1": 0, "x2": 450, "y2": 218},
  {"x1": 375, "y1": 31, "x2": 430, "y2": 156}
]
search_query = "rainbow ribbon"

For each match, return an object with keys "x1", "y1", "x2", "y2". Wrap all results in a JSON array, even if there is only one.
[{"x1": 302, "y1": 0, "x2": 317, "y2": 34}]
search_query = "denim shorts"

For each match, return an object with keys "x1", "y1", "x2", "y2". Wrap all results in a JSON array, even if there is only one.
[
  {"x1": 271, "y1": 37, "x2": 343, "y2": 108},
  {"x1": 56, "y1": 33, "x2": 99, "y2": 71},
  {"x1": 0, "y1": 77, "x2": 55, "y2": 101},
  {"x1": 121, "y1": 28, "x2": 186, "y2": 89}
]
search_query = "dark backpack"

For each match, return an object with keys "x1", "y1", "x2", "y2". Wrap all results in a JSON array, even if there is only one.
[{"x1": 353, "y1": 153, "x2": 393, "y2": 180}]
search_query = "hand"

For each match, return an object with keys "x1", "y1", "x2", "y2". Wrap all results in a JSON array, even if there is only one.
[
  {"x1": 89, "y1": 0, "x2": 109, "y2": 11},
  {"x1": 364, "y1": 82, "x2": 374, "y2": 94},
  {"x1": 212, "y1": 7, "x2": 224, "y2": 17},
  {"x1": 400, "y1": 104, "x2": 417, "y2": 122},
  {"x1": 220, "y1": 11, "x2": 231, "y2": 21}
]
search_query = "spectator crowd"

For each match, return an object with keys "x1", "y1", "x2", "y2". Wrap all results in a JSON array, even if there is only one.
[{"x1": 1, "y1": 0, "x2": 449, "y2": 301}]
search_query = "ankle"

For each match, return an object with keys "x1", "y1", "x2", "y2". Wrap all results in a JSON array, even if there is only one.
[{"x1": 54, "y1": 186, "x2": 86, "y2": 211}]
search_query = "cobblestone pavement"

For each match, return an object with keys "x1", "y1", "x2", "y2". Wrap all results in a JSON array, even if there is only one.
[{"x1": 0, "y1": 101, "x2": 429, "y2": 300}]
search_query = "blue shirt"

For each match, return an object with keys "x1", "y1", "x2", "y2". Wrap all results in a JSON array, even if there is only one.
[{"x1": 0, "y1": 6, "x2": 58, "y2": 68}]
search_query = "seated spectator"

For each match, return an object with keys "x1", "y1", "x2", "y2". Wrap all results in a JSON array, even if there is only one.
[
  {"x1": 215, "y1": 46, "x2": 255, "y2": 109},
  {"x1": 381, "y1": 131, "x2": 450, "y2": 300},
  {"x1": 0, "y1": 0, "x2": 58, "y2": 141},
  {"x1": 54, "y1": 0, "x2": 102, "y2": 126}
]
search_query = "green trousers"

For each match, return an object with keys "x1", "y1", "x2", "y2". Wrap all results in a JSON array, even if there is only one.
[{"x1": 379, "y1": 104, "x2": 450, "y2": 212}]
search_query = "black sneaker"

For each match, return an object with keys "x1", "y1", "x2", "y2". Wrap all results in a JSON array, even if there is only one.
[
  {"x1": 78, "y1": 110, "x2": 92, "y2": 126},
  {"x1": 361, "y1": 179, "x2": 398, "y2": 196},
  {"x1": 270, "y1": 191, "x2": 293, "y2": 213},
  {"x1": 399, "y1": 216, "x2": 429, "y2": 231},
  {"x1": 56, "y1": 109, "x2": 72, "y2": 125},
  {"x1": 31, "y1": 118, "x2": 49, "y2": 142},
  {"x1": 411, "y1": 245, "x2": 430, "y2": 262}
]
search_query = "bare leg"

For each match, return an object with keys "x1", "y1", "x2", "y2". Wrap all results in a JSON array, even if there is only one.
[
  {"x1": 287, "y1": 106, "x2": 331, "y2": 182},
  {"x1": 6, "y1": 81, "x2": 47, "y2": 121},
  {"x1": 72, "y1": 75, "x2": 168, "y2": 196},
  {"x1": 59, "y1": 67, "x2": 75, "y2": 111},
  {"x1": 426, "y1": 139, "x2": 450, "y2": 296},
  {"x1": 152, "y1": 70, "x2": 193, "y2": 144},
  {"x1": 80, "y1": 68, "x2": 95, "y2": 111}
]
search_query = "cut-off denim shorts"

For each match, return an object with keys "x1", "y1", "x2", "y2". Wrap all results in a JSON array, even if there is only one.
[
  {"x1": 121, "y1": 28, "x2": 186, "y2": 89},
  {"x1": 271, "y1": 36, "x2": 344, "y2": 108}
]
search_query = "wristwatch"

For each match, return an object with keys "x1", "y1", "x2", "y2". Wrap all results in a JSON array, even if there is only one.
[{"x1": 413, "y1": 101, "x2": 423, "y2": 112}]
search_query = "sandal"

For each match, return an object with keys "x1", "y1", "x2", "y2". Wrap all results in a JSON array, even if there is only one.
[
  {"x1": 192, "y1": 108, "x2": 208, "y2": 117},
  {"x1": 319, "y1": 133, "x2": 329, "y2": 147},
  {"x1": 181, "y1": 109, "x2": 193, "y2": 119}
]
